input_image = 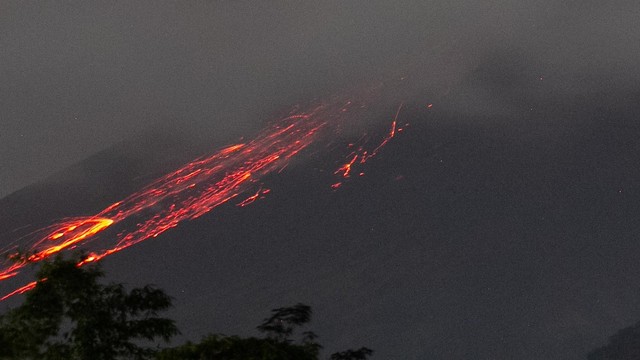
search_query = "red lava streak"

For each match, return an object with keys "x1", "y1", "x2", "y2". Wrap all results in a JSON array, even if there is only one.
[
  {"x1": 237, "y1": 187, "x2": 271, "y2": 207},
  {"x1": 0, "y1": 281, "x2": 37, "y2": 301},
  {"x1": 1, "y1": 97, "x2": 408, "y2": 300},
  {"x1": 330, "y1": 102, "x2": 403, "y2": 186}
]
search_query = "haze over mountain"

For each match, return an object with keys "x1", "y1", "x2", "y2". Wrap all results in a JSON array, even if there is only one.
[{"x1": 3, "y1": 1, "x2": 640, "y2": 199}]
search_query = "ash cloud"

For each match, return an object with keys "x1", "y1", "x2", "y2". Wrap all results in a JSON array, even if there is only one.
[{"x1": 1, "y1": 1, "x2": 639, "y2": 197}]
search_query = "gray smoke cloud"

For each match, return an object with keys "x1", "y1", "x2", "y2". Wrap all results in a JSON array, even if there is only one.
[{"x1": 1, "y1": 1, "x2": 639, "y2": 197}]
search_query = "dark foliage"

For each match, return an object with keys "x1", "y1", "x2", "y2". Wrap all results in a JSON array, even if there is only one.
[
  {"x1": 330, "y1": 347, "x2": 374, "y2": 360},
  {"x1": 0, "y1": 255, "x2": 178, "y2": 360},
  {"x1": 0, "y1": 256, "x2": 371, "y2": 359},
  {"x1": 156, "y1": 334, "x2": 319, "y2": 360},
  {"x1": 257, "y1": 303, "x2": 313, "y2": 342},
  {"x1": 159, "y1": 303, "x2": 321, "y2": 360},
  {"x1": 158, "y1": 303, "x2": 371, "y2": 360}
]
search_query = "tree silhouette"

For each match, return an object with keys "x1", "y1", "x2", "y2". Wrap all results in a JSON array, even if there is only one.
[
  {"x1": 0, "y1": 255, "x2": 372, "y2": 359},
  {"x1": 158, "y1": 303, "x2": 372, "y2": 360},
  {"x1": 257, "y1": 303, "x2": 314, "y2": 342},
  {"x1": 0, "y1": 255, "x2": 178, "y2": 359},
  {"x1": 156, "y1": 334, "x2": 320, "y2": 360},
  {"x1": 330, "y1": 347, "x2": 374, "y2": 360}
]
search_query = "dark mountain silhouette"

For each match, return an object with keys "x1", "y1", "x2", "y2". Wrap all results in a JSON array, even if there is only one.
[{"x1": 2, "y1": 73, "x2": 640, "y2": 359}]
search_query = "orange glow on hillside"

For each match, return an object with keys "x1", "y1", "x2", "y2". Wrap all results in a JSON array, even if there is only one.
[{"x1": 0, "y1": 95, "x2": 411, "y2": 300}]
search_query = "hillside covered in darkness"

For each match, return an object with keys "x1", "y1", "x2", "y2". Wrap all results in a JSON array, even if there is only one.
[{"x1": 2, "y1": 63, "x2": 640, "y2": 359}]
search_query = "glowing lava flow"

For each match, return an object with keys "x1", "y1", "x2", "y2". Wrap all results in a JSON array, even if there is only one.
[
  {"x1": 1, "y1": 98, "x2": 407, "y2": 300},
  {"x1": 31, "y1": 218, "x2": 113, "y2": 261},
  {"x1": 0, "y1": 218, "x2": 113, "y2": 280}
]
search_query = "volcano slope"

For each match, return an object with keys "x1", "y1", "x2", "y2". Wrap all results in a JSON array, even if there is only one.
[{"x1": 2, "y1": 83, "x2": 640, "y2": 360}]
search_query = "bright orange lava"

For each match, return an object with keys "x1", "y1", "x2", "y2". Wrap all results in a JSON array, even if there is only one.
[
  {"x1": 1, "y1": 97, "x2": 408, "y2": 300},
  {"x1": 0, "y1": 218, "x2": 113, "y2": 281},
  {"x1": 32, "y1": 218, "x2": 113, "y2": 260}
]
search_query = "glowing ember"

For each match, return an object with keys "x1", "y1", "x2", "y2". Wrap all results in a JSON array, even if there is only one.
[
  {"x1": 237, "y1": 187, "x2": 271, "y2": 207},
  {"x1": 330, "y1": 103, "x2": 403, "y2": 187},
  {"x1": 1, "y1": 96, "x2": 408, "y2": 300}
]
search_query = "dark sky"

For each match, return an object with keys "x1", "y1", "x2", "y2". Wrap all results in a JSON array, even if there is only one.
[
  {"x1": 2, "y1": 2, "x2": 640, "y2": 359},
  {"x1": 3, "y1": 1, "x2": 639, "y2": 197}
]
